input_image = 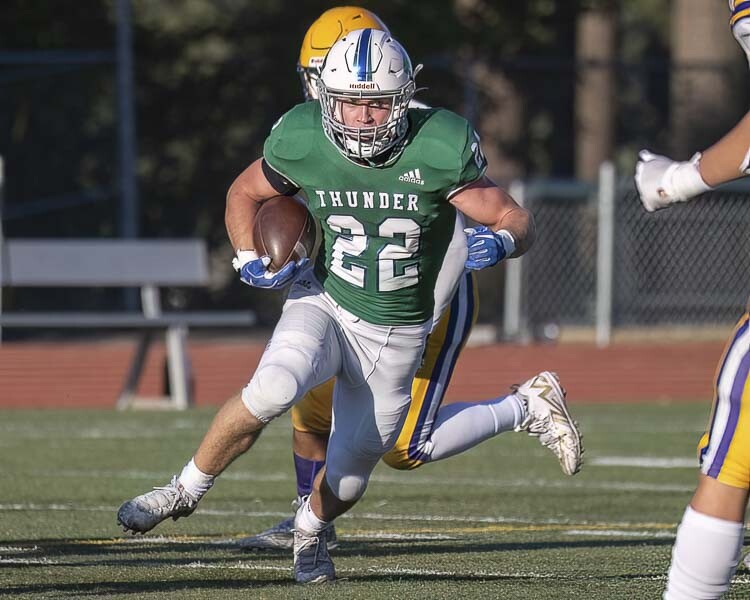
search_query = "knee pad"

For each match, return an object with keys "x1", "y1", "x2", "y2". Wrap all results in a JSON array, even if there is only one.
[
  {"x1": 242, "y1": 363, "x2": 302, "y2": 422},
  {"x1": 325, "y1": 442, "x2": 380, "y2": 502},
  {"x1": 325, "y1": 470, "x2": 368, "y2": 503}
]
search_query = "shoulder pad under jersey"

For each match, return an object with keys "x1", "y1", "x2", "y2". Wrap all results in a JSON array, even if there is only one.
[
  {"x1": 264, "y1": 102, "x2": 319, "y2": 163},
  {"x1": 408, "y1": 97, "x2": 431, "y2": 109},
  {"x1": 410, "y1": 108, "x2": 473, "y2": 172}
]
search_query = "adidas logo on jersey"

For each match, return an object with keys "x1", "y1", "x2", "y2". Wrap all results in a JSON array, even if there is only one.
[{"x1": 398, "y1": 169, "x2": 425, "y2": 185}]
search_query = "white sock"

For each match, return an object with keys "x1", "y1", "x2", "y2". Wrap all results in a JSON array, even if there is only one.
[
  {"x1": 664, "y1": 505, "x2": 744, "y2": 600},
  {"x1": 178, "y1": 458, "x2": 214, "y2": 500},
  {"x1": 294, "y1": 496, "x2": 330, "y2": 535},
  {"x1": 418, "y1": 393, "x2": 525, "y2": 463}
]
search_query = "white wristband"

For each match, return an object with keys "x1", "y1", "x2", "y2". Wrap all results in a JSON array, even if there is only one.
[
  {"x1": 668, "y1": 153, "x2": 711, "y2": 201},
  {"x1": 495, "y1": 229, "x2": 516, "y2": 258},
  {"x1": 232, "y1": 249, "x2": 259, "y2": 272}
]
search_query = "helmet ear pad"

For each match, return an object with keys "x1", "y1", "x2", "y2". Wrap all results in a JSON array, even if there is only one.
[{"x1": 318, "y1": 29, "x2": 416, "y2": 161}]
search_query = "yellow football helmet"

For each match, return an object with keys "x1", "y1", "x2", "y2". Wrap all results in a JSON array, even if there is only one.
[{"x1": 298, "y1": 6, "x2": 389, "y2": 100}]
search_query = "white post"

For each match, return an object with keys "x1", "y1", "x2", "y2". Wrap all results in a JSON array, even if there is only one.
[
  {"x1": 503, "y1": 180, "x2": 525, "y2": 342},
  {"x1": 116, "y1": 0, "x2": 139, "y2": 313},
  {"x1": 596, "y1": 161, "x2": 616, "y2": 347},
  {"x1": 140, "y1": 285, "x2": 161, "y2": 318},
  {"x1": 165, "y1": 325, "x2": 191, "y2": 410},
  {"x1": 140, "y1": 285, "x2": 192, "y2": 409}
]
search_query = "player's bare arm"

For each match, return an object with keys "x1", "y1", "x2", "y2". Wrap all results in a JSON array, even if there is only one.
[
  {"x1": 449, "y1": 176, "x2": 536, "y2": 257},
  {"x1": 225, "y1": 158, "x2": 278, "y2": 251},
  {"x1": 225, "y1": 158, "x2": 307, "y2": 290},
  {"x1": 700, "y1": 109, "x2": 750, "y2": 186},
  {"x1": 636, "y1": 111, "x2": 750, "y2": 212},
  {"x1": 636, "y1": 6, "x2": 750, "y2": 213}
]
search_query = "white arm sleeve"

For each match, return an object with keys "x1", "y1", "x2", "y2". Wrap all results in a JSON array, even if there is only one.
[{"x1": 430, "y1": 211, "x2": 468, "y2": 332}]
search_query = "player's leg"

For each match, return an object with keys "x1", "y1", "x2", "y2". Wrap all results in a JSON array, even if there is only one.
[
  {"x1": 664, "y1": 314, "x2": 750, "y2": 600},
  {"x1": 664, "y1": 315, "x2": 750, "y2": 599},
  {"x1": 290, "y1": 381, "x2": 332, "y2": 501},
  {"x1": 117, "y1": 298, "x2": 342, "y2": 535},
  {"x1": 665, "y1": 482, "x2": 748, "y2": 600},
  {"x1": 383, "y1": 273, "x2": 581, "y2": 475},
  {"x1": 382, "y1": 271, "x2": 515, "y2": 468},
  {"x1": 293, "y1": 317, "x2": 429, "y2": 583},
  {"x1": 239, "y1": 381, "x2": 336, "y2": 551}
]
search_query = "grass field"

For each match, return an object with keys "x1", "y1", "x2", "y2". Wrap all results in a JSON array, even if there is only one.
[{"x1": 1, "y1": 403, "x2": 749, "y2": 599}]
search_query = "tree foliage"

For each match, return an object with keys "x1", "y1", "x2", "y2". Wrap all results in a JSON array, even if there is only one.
[{"x1": 0, "y1": 0, "x2": 741, "y2": 319}]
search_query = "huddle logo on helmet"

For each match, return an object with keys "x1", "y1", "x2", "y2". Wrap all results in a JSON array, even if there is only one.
[
  {"x1": 349, "y1": 82, "x2": 377, "y2": 90},
  {"x1": 399, "y1": 168, "x2": 425, "y2": 185}
]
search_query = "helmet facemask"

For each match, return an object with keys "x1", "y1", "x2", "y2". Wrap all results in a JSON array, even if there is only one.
[
  {"x1": 318, "y1": 29, "x2": 417, "y2": 164},
  {"x1": 318, "y1": 81, "x2": 415, "y2": 161}
]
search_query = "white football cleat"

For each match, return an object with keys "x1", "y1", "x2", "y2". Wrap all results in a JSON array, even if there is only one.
[
  {"x1": 239, "y1": 516, "x2": 296, "y2": 550},
  {"x1": 117, "y1": 476, "x2": 198, "y2": 534},
  {"x1": 239, "y1": 513, "x2": 338, "y2": 551},
  {"x1": 293, "y1": 526, "x2": 336, "y2": 584},
  {"x1": 515, "y1": 371, "x2": 583, "y2": 476}
]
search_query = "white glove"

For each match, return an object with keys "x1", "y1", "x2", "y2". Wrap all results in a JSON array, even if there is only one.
[{"x1": 634, "y1": 150, "x2": 711, "y2": 212}]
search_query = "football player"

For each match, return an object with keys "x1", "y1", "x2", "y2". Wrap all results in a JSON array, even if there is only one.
[
  {"x1": 117, "y1": 29, "x2": 583, "y2": 584},
  {"x1": 239, "y1": 5, "x2": 581, "y2": 552},
  {"x1": 635, "y1": 3, "x2": 750, "y2": 598}
]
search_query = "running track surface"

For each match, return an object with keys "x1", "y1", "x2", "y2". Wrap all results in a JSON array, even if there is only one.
[{"x1": 0, "y1": 337, "x2": 725, "y2": 409}]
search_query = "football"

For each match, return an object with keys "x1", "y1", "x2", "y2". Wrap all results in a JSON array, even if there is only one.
[{"x1": 252, "y1": 195, "x2": 318, "y2": 272}]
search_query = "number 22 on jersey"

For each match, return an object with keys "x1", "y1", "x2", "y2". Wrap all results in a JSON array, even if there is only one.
[{"x1": 326, "y1": 215, "x2": 421, "y2": 292}]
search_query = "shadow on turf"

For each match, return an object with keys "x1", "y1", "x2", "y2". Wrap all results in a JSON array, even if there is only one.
[
  {"x1": 0, "y1": 535, "x2": 680, "y2": 588},
  {"x1": 6, "y1": 535, "x2": 682, "y2": 559},
  {"x1": 0, "y1": 579, "x2": 297, "y2": 597},
  {"x1": 0, "y1": 537, "x2": 697, "y2": 596},
  {"x1": 240, "y1": 536, "x2": 677, "y2": 558},
  {"x1": 0, "y1": 537, "x2": 293, "y2": 572},
  {"x1": 0, "y1": 569, "x2": 679, "y2": 597}
]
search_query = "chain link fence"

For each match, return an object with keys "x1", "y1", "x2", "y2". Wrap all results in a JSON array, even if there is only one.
[
  {"x1": 510, "y1": 176, "x2": 750, "y2": 341},
  {"x1": 615, "y1": 185, "x2": 750, "y2": 326},
  {"x1": 520, "y1": 181, "x2": 597, "y2": 333}
]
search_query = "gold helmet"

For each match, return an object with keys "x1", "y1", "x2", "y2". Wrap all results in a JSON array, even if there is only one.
[{"x1": 298, "y1": 6, "x2": 389, "y2": 100}]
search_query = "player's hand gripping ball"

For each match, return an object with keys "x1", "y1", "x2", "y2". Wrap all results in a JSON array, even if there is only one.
[{"x1": 233, "y1": 196, "x2": 317, "y2": 289}]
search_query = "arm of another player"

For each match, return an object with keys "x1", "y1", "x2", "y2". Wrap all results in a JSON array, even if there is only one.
[
  {"x1": 635, "y1": 110, "x2": 750, "y2": 212},
  {"x1": 449, "y1": 177, "x2": 536, "y2": 270},
  {"x1": 225, "y1": 158, "x2": 305, "y2": 289}
]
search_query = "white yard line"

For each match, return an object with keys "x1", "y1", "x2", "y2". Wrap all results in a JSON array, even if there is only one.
[
  {"x1": 19, "y1": 467, "x2": 695, "y2": 493},
  {"x1": 589, "y1": 456, "x2": 696, "y2": 468},
  {"x1": 0, "y1": 557, "x2": 56, "y2": 565},
  {"x1": 182, "y1": 562, "x2": 750, "y2": 585},
  {"x1": 564, "y1": 529, "x2": 675, "y2": 538},
  {"x1": 182, "y1": 560, "x2": 559, "y2": 579},
  {"x1": 0, "y1": 502, "x2": 682, "y2": 531},
  {"x1": 0, "y1": 545, "x2": 38, "y2": 553}
]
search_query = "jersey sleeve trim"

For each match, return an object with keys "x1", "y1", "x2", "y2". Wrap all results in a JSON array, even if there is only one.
[
  {"x1": 446, "y1": 167, "x2": 488, "y2": 200},
  {"x1": 261, "y1": 158, "x2": 300, "y2": 196}
]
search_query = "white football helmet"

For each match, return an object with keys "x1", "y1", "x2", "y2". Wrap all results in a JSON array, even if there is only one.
[{"x1": 317, "y1": 28, "x2": 417, "y2": 162}]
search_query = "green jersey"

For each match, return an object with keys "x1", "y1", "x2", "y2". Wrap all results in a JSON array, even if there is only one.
[{"x1": 263, "y1": 102, "x2": 486, "y2": 325}]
